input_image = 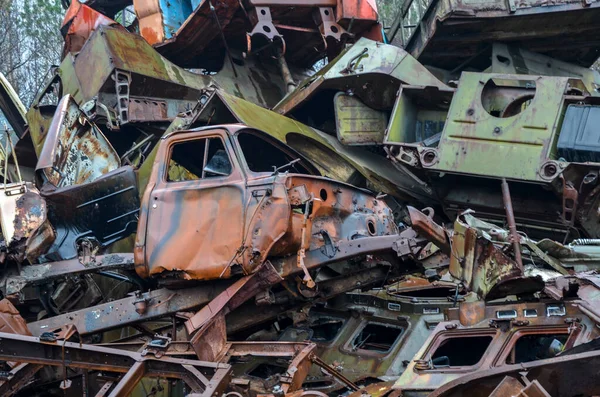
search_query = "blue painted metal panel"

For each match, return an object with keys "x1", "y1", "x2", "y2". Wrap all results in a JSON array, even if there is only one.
[
  {"x1": 159, "y1": 0, "x2": 193, "y2": 39},
  {"x1": 190, "y1": 0, "x2": 203, "y2": 11}
]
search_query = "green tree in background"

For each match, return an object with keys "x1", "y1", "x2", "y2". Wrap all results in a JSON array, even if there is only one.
[
  {"x1": 0, "y1": 0, "x2": 63, "y2": 106},
  {"x1": 377, "y1": 0, "x2": 403, "y2": 29}
]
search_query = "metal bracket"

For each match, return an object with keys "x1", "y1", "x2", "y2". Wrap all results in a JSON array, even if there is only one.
[
  {"x1": 77, "y1": 237, "x2": 99, "y2": 265},
  {"x1": 316, "y1": 7, "x2": 350, "y2": 42},
  {"x1": 96, "y1": 102, "x2": 119, "y2": 131},
  {"x1": 133, "y1": 291, "x2": 150, "y2": 315},
  {"x1": 141, "y1": 334, "x2": 171, "y2": 358},
  {"x1": 114, "y1": 70, "x2": 131, "y2": 125},
  {"x1": 297, "y1": 200, "x2": 316, "y2": 289},
  {"x1": 393, "y1": 146, "x2": 420, "y2": 167},
  {"x1": 318, "y1": 230, "x2": 337, "y2": 258},
  {"x1": 247, "y1": 7, "x2": 285, "y2": 54}
]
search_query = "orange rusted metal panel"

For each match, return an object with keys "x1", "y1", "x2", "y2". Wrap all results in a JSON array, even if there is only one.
[
  {"x1": 407, "y1": 206, "x2": 450, "y2": 254},
  {"x1": 61, "y1": 0, "x2": 122, "y2": 56},
  {"x1": 0, "y1": 299, "x2": 30, "y2": 337},
  {"x1": 134, "y1": 0, "x2": 166, "y2": 45},
  {"x1": 335, "y1": 0, "x2": 378, "y2": 26}
]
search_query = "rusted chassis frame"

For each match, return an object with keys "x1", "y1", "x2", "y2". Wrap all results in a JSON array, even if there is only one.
[
  {"x1": 28, "y1": 262, "x2": 395, "y2": 337},
  {"x1": 3, "y1": 254, "x2": 135, "y2": 296},
  {"x1": 0, "y1": 332, "x2": 231, "y2": 397},
  {"x1": 276, "y1": 234, "x2": 417, "y2": 276},
  {"x1": 28, "y1": 281, "x2": 234, "y2": 336}
]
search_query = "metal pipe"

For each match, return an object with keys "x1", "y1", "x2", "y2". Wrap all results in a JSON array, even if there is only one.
[
  {"x1": 277, "y1": 55, "x2": 296, "y2": 93},
  {"x1": 97, "y1": 270, "x2": 146, "y2": 292},
  {"x1": 311, "y1": 354, "x2": 359, "y2": 391},
  {"x1": 210, "y1": 1, "x2": 238, "y2": 78},
  {"x1": 501, "y1": 178, "x2": 523, "y2": 270}
]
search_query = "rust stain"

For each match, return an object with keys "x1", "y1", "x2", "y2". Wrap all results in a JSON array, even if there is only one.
[{"x1": 141, "y1": 26, "x2": 161, "y2": 46}]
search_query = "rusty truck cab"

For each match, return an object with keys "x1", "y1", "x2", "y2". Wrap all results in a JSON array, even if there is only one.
[
  {"x1": 134, "y1": 124, "x2": 320, "y2": 280},
  {"x1": 135, "y1": 123, "x2": 400, "y2": 283}
]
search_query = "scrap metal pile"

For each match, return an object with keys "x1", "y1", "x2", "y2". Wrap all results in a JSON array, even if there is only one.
[{"x1": 1, "y1": 0, "x2": 600, "y2": 396}]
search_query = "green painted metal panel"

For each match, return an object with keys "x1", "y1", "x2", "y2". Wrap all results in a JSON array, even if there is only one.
[
  {"x1": 334, "y1": 92, "x2": 387, "y2": 145},
  {"x1": 426, "y1": 72, "x2": 567, "y2": 182}
]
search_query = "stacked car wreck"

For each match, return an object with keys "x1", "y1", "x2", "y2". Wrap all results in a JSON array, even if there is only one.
[{"x1": 0, "y1": 0, "x2": 600, "y2": 396}]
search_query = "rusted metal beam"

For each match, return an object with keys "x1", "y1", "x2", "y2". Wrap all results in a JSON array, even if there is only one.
[
  {"x1": 95, "y1": 381, "x2": 114, "y2": 397},
  {"x1": 187, "y1": 263, "x2": 283, "y2": 359},
  {"x1": 199, "y1": 367, "x2": 231, "y2": 397},
  {"x1": 107, "y1": 361, "x2": 145, "y2": 397},
  {"x1": 501, "y1": 178, "x2": 523, "y2": 270},
  {"x1": 277, "y1": 233, "x2": 423, "y2": 276},
  {"x1": 0, "y1": 363, "x2": 43, "y2": 396},
  {"x1": 278, "y1": 55, "x2": 296, "y2": 93},
  {"x1": 280, "y1": 343, "x2": 314, "y2": 393},
  {"x1": 0, "y1": 332, "x2": 231, "y2": 395},
  {"x1": 28, "y1": 281, "x2": 233, "y2": 336},
  {"x1": 0, "y1": 332, "x2": 213, "y2": 371},
  {"x1": 4, "y1": 254, "x2": 135, "y2": 295},
  {"x1": 224, "y1": 341, "x2": 314, "y2": 358},
  {"x1": 185, "y1": 262, "x2": 282, "y2": 334},
  {"x1": 310, "y1": 354, "x2": 359, "y2": 392},
  {"x1": 407, "y1": 206, "x2": 450, "y2": 254}
]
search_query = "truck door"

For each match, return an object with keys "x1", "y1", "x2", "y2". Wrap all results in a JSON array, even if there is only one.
[{"x1": 143, "y1": 129, "x2": 246, "y2": 280}]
